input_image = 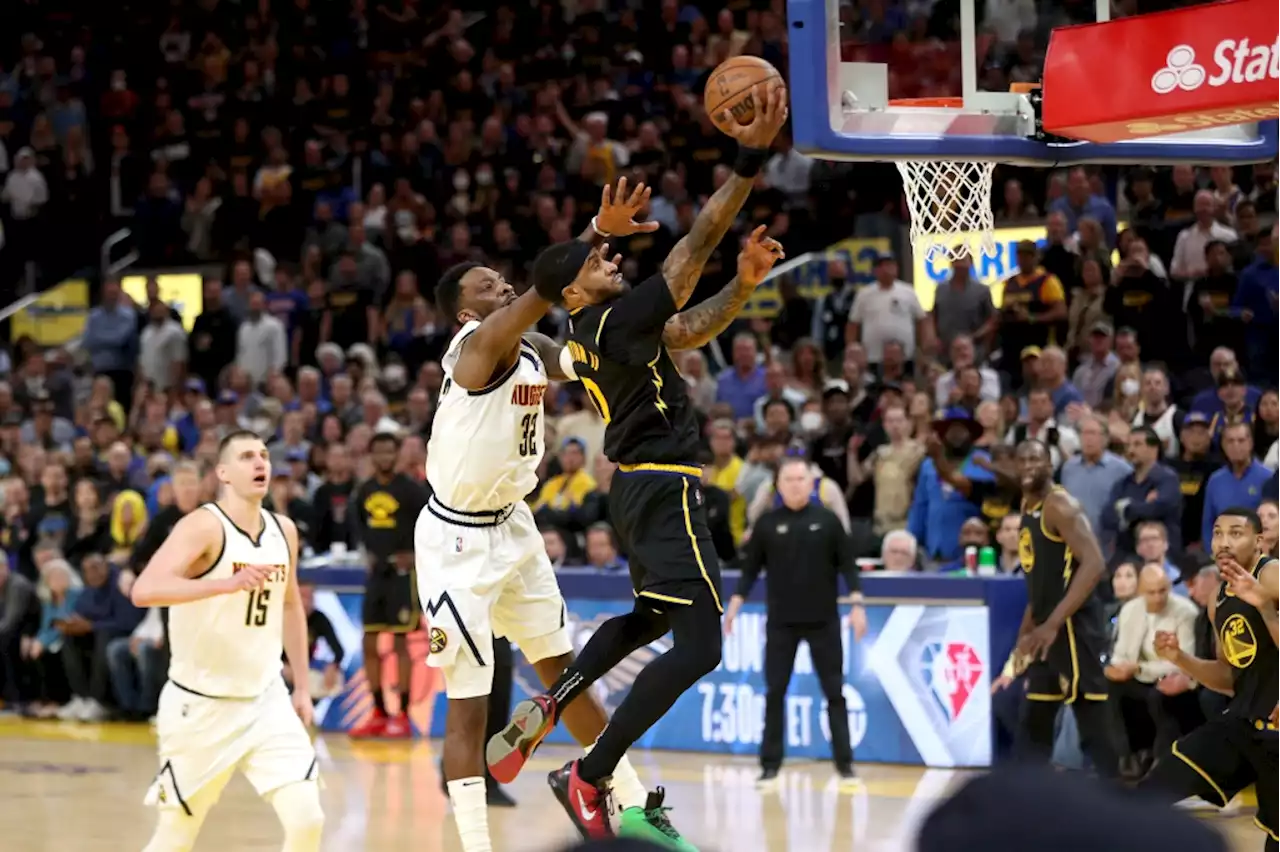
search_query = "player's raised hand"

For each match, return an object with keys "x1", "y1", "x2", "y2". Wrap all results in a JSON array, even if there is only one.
[
  {"x1": 720, "y1": 83, "x2": 789, "y2": 150},
  {"x1": 1219, "y1": 556, "x2": 1271, "y2": 609},
  {"x1": 225, "y1": 563, "x2": 273, "y2": 593},
  {"x1": 737, "y1": 225, "x2": 785, "y2": 285},
  {"x1": 595, "y1": 177, "x2": 659, "y2": 236},
  {"x1": 1153, "y1": 629, "x2": 1181, "y2": 661}
]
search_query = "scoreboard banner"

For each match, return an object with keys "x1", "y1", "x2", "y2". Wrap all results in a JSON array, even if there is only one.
[{"x1": 312, "y1": 591, "x2": 994, "y2": 768}]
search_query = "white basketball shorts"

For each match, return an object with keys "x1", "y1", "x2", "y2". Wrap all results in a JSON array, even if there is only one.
[
  {"x1": 415, "y1": 497, "x2": 572, "y2": 699},
  {"x1": 145, "y1": 679, "x2": 317, "y2": 811}
]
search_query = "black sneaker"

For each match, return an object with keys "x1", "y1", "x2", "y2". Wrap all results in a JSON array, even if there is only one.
[
  {"x1": 756, "y1": 767, "x2": 780, "y2": 788},
  {"x1": 836, "y1": 764, "x2": 861, "y2": 788}
]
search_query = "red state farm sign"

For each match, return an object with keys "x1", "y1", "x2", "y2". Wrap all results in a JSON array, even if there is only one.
[{"x1": 1042, "y1": 0, "x2": 1279, "y2": 143}]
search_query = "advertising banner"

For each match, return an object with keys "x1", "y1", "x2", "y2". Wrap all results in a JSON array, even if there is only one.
[
  {"x1": 312, "y1": 591, "x2": 993, "y2": 768},
  {"x1": 911, "y1": 223, "x2": 1126, "y2": 311},
  {"x1": 1042, "y1": 0, "x2": 1279, "y2": 142},
  {"x1": 741, "y1": 236, "x2": 890, "y2": 319}
]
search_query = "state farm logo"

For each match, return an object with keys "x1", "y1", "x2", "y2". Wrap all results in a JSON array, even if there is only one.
[
  {"x1": 1152, "y1": 39, "x2": 1279, "y2": 95},
  {"x1": 1152, "y1": 45, "x2": 1205, "y2": 93}
]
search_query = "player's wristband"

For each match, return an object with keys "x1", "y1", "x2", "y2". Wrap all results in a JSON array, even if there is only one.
[
  {"x1": 590, "y1": 216, "x2": 611, "y2": 238},
  {"x1": 733, "y1": 145, "x2": 769, "y2": 178},
  {"x1": 558, "y1": 346, "x2": 579, "y2": 380}
]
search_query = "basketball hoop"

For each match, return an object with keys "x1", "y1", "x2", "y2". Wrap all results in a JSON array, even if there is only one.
[{"x1": 890, "y1": 98, "x2": 997, "y2": 264}]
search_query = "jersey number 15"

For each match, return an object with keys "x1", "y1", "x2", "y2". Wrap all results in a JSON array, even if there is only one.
[{"x1": 245, "y1": 588, "x2": 270, "y2": 627}]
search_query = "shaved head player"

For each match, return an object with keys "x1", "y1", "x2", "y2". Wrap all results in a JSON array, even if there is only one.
[
  {"x1": 1139, "y1": 507, "x2": 1278, "y2": 851},
  {"x1": 1013, "y1": 439, "x2": 1121, "y2": 776},
  {"x1": 130, "y1": 431, "x2": 322, "y2": 852},
  {"x1": 485, "y1": 84, "x2": 788, "y2": 842},
  {"x1": 419, "y1": 178, "x2": 698, "y2": 852}
]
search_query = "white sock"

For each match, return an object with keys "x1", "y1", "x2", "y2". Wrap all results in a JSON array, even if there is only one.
[
  {"x1": 446, "y1": 778, "x2": 491, "y2": 852},
  {"x1": 584, "y1": 741, "x2": 648, "y2": 812}
]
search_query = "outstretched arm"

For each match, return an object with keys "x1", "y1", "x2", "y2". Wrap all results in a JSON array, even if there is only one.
[
  {"x1": 661, "y1": 85, "x2": 788, "y2": 309},
  {"x1": 451, "y1": 287, "x2": 556, "y2": 391},
  {"x1": 453, "y1": 179, "x2": 654, "y2": 390},
  {"x1": 662, "y1": 226, "x2": 784, "y2": 350},
  {"x1": 523, "y1": 332, "x2": 576, "y2": 381}
]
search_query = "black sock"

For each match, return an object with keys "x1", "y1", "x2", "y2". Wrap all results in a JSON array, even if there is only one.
[
  {"x1": 371, "y1": 688, "x2": 386, "y2": 715},
  {"x1": 1072, "y1": 699, "x2": 1121, "y2": 779},
  {"x1": 546, "y1": 605, "x2": 669, "y2": 721},
  {"x1": 400, "y1": 692, "x2": 411, "y2": 716},
  {"x1": 1016, "y1": 699, "x2": 1059, "y2": 763},
  {"x1": 578, "y1": 593, "x2": 722, "y2": 783}
]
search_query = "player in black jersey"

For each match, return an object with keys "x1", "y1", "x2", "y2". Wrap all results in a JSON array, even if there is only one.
[
  {"x1": 1013, "y1": 440, "x2": 1121, "y2": 777},
  {"x1": 484, "y1": 86, "x2": 789, "y2": 843},
  {"x1": 1138, "y1": 506, "x2": 1278, "y2": 851}
]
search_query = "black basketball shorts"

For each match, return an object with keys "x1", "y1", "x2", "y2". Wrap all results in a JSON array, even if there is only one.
[
  {"x1": 608, "y1": 464, "x2": 724, "y2": 614},
  {"x1": 1024, "y1": 611, "x2": 1111, "y2": 704},
  {"x1": 362, "y1": 562, "x2": 421, "y2": 634},
  {"x1": 1170, "y1": 714, "x2": 1277, "y2": 840}
]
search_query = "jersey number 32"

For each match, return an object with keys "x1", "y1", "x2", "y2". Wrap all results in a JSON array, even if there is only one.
[{"x1": 518, "y1": 413, "x2": 539, "y2": 458}]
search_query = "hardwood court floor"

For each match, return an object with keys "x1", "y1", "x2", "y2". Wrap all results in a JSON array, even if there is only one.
[{"x1": 0, "y1": 718, "x2": 1261, "y2": 851}]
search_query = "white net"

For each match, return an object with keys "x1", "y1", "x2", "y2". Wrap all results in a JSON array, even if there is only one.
[{"x1": 895, "y1": 160, "x2": 997, "y2": 263}]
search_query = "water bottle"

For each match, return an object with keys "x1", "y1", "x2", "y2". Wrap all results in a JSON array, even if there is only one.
[{"x1": 977, "y1": 545, "x2": 998, "y2": 576}]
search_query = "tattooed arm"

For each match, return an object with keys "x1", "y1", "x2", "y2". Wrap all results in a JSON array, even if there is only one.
[
  {"x1": 660, "y1": 174, "x2": 756, "y2": 310},
  {"x1": 662, "y1": 275, "x2": 754, "y2": 351},
  {"x1": 660, "y1": 85, "x2": 789, "y2": 310},
  {"x1": 663, "y1": 226, "x2": 784, "y2": 350}
]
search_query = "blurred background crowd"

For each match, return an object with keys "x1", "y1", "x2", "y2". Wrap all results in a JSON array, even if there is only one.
[{"x1": 0, "y1": 0, "x2": 1275, "y2": 788}]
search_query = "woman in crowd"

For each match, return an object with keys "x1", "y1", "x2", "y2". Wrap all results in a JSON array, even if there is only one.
[
  {"x1": 26, "y1": 558, "x2": 80, "y2": 718},
  {"x1": 1252, "y1": 388, "x2": 1278, "y2": 465},
  {"x1": 64, "y1": 478, "x2": 110, "y2": 568}
]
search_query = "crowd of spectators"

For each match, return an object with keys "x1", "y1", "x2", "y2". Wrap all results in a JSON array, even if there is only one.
[{"x1": 0, "y1": 1, "x2": 1275, "y2": 795}]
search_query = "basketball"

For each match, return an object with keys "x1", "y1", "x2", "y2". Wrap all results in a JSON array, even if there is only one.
[{"x1": 704, "y1": 56, "x2": 783, "y2": 133}]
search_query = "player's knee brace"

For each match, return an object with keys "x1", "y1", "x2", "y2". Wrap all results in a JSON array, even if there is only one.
[
  {"x1": 269, "y1": 781, "x2": 325, "y2": 852},
  {"x1": 141, "y1": 809, "x2": 205, "y2": 852}
]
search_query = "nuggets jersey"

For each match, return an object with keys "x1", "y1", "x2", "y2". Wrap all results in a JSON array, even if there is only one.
[
  {"x1": 427, "y1": 321, "x2": 547, "y2": 512},
  {"x1": 166, "y1": 504, "x2": 292, "y2": 698}
]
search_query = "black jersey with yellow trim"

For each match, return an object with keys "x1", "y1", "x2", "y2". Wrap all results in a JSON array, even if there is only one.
[
  {"x1": 566, "y1": 278, "x2": 701, "y2": 466},
  {"x1": 1215, "y1": 556, "x2": 1279, "y2": 720},
  {"x1": 1019, "y1": 486, "x2": 1104, "y2": 626}
]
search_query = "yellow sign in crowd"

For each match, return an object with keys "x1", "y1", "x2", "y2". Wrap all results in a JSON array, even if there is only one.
[{"x1": 11, "y1": 221, "x2": 1121, "y2": 347}]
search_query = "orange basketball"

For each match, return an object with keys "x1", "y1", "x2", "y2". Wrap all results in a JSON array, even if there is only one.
[{"x1": 704, "y1": 56, "x2": 783, "y2": 133}]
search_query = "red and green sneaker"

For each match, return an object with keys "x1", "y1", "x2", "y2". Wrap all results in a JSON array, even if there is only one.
[{"x1": 618, "y1": 788, "x2": 698, "y2": 851}]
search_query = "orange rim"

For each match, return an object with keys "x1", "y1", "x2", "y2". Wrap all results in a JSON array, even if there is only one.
[{"x1": 887, "y1": 97, "x2": 964, "y2": 109}]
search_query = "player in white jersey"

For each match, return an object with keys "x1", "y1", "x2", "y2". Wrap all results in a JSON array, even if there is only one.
[
  {"x1": 130, "y1": 430, "x2": 323, "y2": 852},
  {"x1": 418, "y1": 178, "x2": 694, "y2": 852}
]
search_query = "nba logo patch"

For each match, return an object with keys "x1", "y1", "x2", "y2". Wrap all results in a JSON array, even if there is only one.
[
  {"x1": 455, "y1": 537, "x2": 464, "y2": 553},
  {"x1": 919, "y1": 642, "x2": 984, "y2": 721}
]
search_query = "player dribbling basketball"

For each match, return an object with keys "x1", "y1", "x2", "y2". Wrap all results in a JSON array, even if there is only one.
[{"x1": 131, "y1": 431, "x2": 322, "y2": 852}]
